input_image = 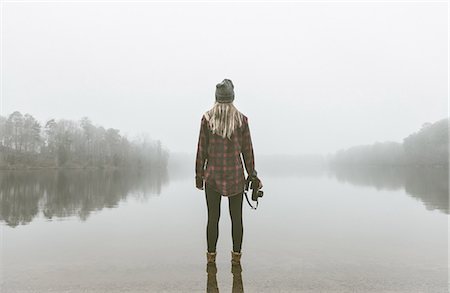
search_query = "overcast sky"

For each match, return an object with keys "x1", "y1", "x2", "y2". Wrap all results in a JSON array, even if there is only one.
[{"x1": 3, "y1": 2, "x2": 448, "y2": 155}]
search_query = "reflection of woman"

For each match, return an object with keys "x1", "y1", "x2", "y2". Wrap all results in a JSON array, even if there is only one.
[
  {"x1": 195, "y1": 79, "x2": 262, "y2": 265},
  {"x1": 206, "y1": 262, "x2": 244, "y2": 293}
]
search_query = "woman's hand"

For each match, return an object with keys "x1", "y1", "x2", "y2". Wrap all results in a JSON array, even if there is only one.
[{"x1": 195, "y1": 176, "x2": 204, "y2": 190}]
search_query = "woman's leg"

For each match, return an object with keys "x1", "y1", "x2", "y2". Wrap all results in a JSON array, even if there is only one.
[
  {"x1": 205, "y1": 183, "x2": 222, "y2": 253},
  {"x1": 228, "y1": 192, "x2": 243, "y2": 253}
]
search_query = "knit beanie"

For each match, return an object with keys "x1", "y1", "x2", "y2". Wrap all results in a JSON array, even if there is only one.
[{"x1": 215, "y1": 79, "x2": 235, "y2": 103}]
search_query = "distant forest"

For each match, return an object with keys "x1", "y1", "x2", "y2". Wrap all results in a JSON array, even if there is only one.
[
  {"x1": 330, "y1": 118, "x2": 448, "y2": 166},
  {"x1": 0, "y1": 111, "x2": 169, "y2": 170}
]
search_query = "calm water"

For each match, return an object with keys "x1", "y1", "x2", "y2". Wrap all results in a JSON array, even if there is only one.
[{"x1": 0, "y1": 165, "x2": 448, "y2": 292}]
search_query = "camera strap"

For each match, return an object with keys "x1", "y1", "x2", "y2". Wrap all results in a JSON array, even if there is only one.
[
  {"x1": 243, "y1": 175, "x2": 259, "y2": 210},
  {"x1": 244, "y1": 190, "x2": 258, "y2": 210}
]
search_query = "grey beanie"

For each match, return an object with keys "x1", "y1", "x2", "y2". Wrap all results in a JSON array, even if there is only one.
[{"x1": 215, "y1": 79, "x2": 235, "y2": 103}]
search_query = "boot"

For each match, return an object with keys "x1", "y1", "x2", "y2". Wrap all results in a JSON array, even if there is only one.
[
  {"x1": 207, "y1": 251, "x2": 217, "y2": 264},
  {"x1": 231, "y1": 251, "x2": 241, "y2": 265}
]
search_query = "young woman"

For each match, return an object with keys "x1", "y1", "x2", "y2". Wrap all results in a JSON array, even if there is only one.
[{"x1": 195, "y1": 78, "x2": 262, "y2": 265}]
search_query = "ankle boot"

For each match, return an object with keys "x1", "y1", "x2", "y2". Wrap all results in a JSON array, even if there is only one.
[
  {"x1": 206, "y1": 251, "x2": 217, "y2": 264},
  {"x1": 231, "y1": 251, "x2": 241, "y2": 265}
]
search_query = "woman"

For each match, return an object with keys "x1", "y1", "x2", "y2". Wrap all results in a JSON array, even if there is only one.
[{"x1": 195, "y1": 78, "x2": 262, "y2": 266}]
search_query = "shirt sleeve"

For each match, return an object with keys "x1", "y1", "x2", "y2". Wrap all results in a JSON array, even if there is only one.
[
  {"x1": 195, "y1": 116, "x2": 209, "y2": 189},
  {"x1": 241, "y1": 117, "x2": 255, "y2": 176}
]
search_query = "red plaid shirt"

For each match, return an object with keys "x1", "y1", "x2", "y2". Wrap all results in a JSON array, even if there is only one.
[{"x1": 195, "y1": 114, "x2": 255, "y2": 196}]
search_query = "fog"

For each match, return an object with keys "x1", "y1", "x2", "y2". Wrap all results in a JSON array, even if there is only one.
[{"x1": 3, "y1": 2, "x2": 447, "y2": 155}]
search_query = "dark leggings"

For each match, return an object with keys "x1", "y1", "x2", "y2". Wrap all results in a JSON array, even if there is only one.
[{"x1": 205, "y1": 183, "x2": 243, "y2": 253}]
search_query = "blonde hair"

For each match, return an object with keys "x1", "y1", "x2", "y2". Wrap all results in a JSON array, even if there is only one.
[{"x1": 204, "y1": 102, "x2": 244, "y2": 140}]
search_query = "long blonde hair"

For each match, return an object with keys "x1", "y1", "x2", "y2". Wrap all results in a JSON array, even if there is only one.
[{"x1": 204, "y1": 102, "x2": 244, "y2": 140}]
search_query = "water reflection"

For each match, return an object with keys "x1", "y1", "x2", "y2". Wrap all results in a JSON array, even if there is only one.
[
  {"x1": 329, "y1": 165, "x2": 449, "y2": 214},
  {"x1": 206, "y1": 263, "x2": 219, "y2": 293},
  {"x1": 206, "y1": 263, "x2": 244, "y2": 293},
  {"x1": 0, "y1": 168, "x2": 168, "y2": 227},
  {"x1": 1, "y1": 163, "x2": 447, "y2": 228},
  {"x1": 231, "y1": 264, "x2": 244, "y2": 293}
]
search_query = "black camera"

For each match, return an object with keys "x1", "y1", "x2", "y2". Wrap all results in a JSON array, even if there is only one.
[{"x1": 244, "y1": 170, "x2": 263, "y2": 209}]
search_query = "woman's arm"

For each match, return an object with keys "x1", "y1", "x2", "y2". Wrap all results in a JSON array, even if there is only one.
[
  {"x1": 241, "y1": 117, "x2": 255, "y2": 176},
  {"x1": 195, "y1": 116, "x2": 209, "y2": 190}
]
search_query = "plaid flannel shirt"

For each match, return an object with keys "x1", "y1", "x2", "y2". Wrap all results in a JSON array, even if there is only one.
[{"x1": 195, "y1": 114, "x2": 255, "y2": 196}]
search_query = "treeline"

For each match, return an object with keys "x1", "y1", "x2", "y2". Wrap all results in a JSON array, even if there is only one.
[
  {"x1": 0, "y1": 111, "x2": 169, "y2": 170},
  {"x1": 329, "y1": 118, "x2": 448, "y2": 166}
]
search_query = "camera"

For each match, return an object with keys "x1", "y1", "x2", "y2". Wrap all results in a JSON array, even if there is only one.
[{"x1": 245, "y1": 170, "x2": 264, "y2": 202}]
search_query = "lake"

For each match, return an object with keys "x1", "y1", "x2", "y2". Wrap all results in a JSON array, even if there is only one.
[{"x1": 0, "y1": 163, "x2": 448, "y2": 292}]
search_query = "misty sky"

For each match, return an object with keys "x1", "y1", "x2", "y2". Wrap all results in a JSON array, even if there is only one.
[{"x1": 3, "y1": 2, "x2": 448, "y2": 155}]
